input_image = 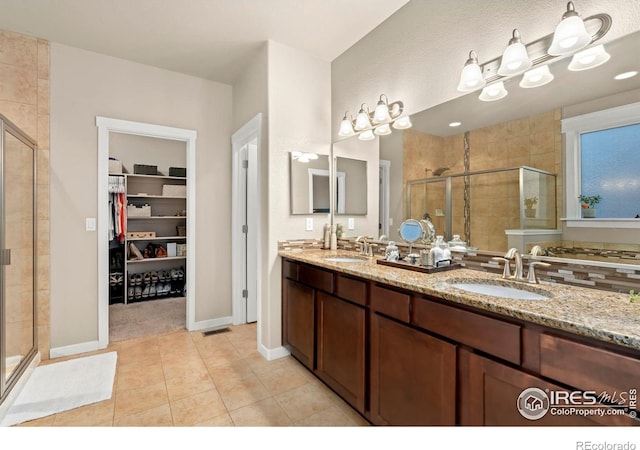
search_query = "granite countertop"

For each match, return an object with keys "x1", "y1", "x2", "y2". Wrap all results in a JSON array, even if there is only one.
[{"x1": 279, "y1": 249, "x2": 640, "y2": 352}]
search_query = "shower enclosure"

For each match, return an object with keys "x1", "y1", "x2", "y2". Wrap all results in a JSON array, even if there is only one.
[
  {"x1": 406, "y1": 166, "x2": 557, "y2": 252},
  {"x1": 0, "y1": 114, "x2": 37, "y2": 406}
]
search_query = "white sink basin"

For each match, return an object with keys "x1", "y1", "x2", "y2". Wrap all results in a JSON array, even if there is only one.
[
  {"x1": 450, "y1": 282, "x2": 549, "y2": 300},
  {"x1": 324, "y1": 256, "x2": 366, "y2": 263}
]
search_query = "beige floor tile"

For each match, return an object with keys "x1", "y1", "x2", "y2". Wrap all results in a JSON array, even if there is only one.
[
  {"x1": 114, "y1": 381, "x2": 168, "y2": 419},
  {"x1": 216, "y1": 374, "x2": 271, "y2": 411},
  {"x1": 161, "y1": 352, "x2": 209, "y2": 380},
  {"x1": 193, "y1": 412, "x2": 235, "y2": 426},
  {"x1": 116, "y1": 361, "x2": 165, "y2": 391},
  {"x1": 165, "y1": 369, "x2": 216, "y2": 402},
  {"x1": 206, "y1": 358, "x2": 255, "y2": 387},
  {"x1": 293, "y1": 404, "x2": 357, "y2": 426},
  {"x1": 197, "y1": 337, "x2": 243, "y2": 364},
  {"x1": 16, "y1": 414, "x2": 56, "y2": 426},
  {"x1": 115, "y1": 349, "x2": 162, "y2": 369},
  {"x1": 229, "y1": 397, "x2": 292, "y2": 426},
  {"x1": 114, "y1": 404, "x2": 173, "y2": 427},
  {"x1": 170, "y1": 389, "x2": 228, "y2": 426},
  {"x1": 53, "y1": 399, "x2": 115, "y2": 426},
  {"x1": 330, "y1": 395, "x2": 371, "y2": 426},
  {"x1": 274, "y1": 382, "x2": 335, "y2": 422},
  {"x1": 254, "y1": 360, "x2": 310, "y2": 396}
]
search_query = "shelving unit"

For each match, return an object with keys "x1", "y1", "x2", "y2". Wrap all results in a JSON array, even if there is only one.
[{"x1": 115, "y1": 173, "x2": 188, "y2": 304}]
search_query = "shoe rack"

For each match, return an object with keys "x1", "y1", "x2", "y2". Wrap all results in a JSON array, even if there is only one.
[{"x1": 123, "y1": 173, "x2": 187, "y2": 304}]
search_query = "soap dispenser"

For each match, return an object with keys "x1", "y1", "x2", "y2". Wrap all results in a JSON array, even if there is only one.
[{"x1": 430, "y1": 235, "x2": 451, "y2": 266}]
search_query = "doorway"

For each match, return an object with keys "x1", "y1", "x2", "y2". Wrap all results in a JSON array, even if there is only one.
[{"x1": 232, "y1": 114, "x2": 261, "y2": 325}]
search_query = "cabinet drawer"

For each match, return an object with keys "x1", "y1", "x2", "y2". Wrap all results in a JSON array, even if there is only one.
[
  {"x1": 412, "y1": 297, "x2": 521, "y2": 365},
  {"x1": 335, "y1": 274, "x2": 367, "y2": 306},
  {"x1": 282, "y1": 259, "x2": 299, "y2": 281},
  {"x1": 298, "y1": 264, "x2": 334, "y2": 292},
  {"x1": 540, "y1": 334, "x2": 640, "y2": 394},
  {"x1": 370, "y1": 284, "x2": 410, "y2": 323}
]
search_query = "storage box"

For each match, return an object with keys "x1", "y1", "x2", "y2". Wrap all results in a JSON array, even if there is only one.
[
  {"x1": 167, "y1": 242, "x2": 177, "y2": 257},
  {"x1": 177, "y1": 225, "x2": 186, "y2": 236},
  {"x1": 109, "y1": 159, "x2": 123, "y2": 174},
  {"x1": 133, "y1": 164, "x2": 158, "y2": 175},
  {"x1": 162, "y1": 184, "x2": 187, "y2": 197},
  {"x1": 177, "y1": 244, "x2": 187, "y2": 257},
  {"x1": 126, "y1": 231, "x2": 156, "y2": 239},
  {"x1": 169, "y1": 167, "x2": 186, "y2": 177},
  {"x1": 127, "y1": 204, "x2": 151, "y2": 217}
]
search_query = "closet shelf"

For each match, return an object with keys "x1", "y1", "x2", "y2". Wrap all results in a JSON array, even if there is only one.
[
  {"x1": 127, "y1": 256, "x2": 187, "y2": 264},
  {"x1": 125, "y1": 173, "x2": 186, "y2": 181},
  {"x1": 128, "y1": 195, "x2": 186, "y2": 199},
  {"x1": 127, "y1": 236, "x2": 187, "y2": 241},
  {"x1": 127, "y1": 216, "x2": 186, "y2": 220}
]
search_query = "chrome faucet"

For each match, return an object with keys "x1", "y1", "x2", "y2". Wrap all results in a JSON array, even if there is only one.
[
  {"x1": 505, "y1": 248, "x2": 525, "y2": 281},
  {"x1": 494, "y1": 248, "x2": 550, "y2": 284},
  {"x1": 355, "y1": 236, "x2": 377, "y2": 257}
]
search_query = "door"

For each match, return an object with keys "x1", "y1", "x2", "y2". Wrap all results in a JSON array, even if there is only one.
[{"x1": 232, "y1": 115, "x2": 261, "y2": 324}]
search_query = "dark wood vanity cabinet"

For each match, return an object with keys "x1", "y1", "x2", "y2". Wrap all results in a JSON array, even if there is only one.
[{"x1": 282, "y1": 277, "x2": 315, "y2": 370}]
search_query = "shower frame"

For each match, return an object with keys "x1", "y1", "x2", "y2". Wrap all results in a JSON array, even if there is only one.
[{"x1": 0, "y1": 114, "x2": 38, "y2": 406}]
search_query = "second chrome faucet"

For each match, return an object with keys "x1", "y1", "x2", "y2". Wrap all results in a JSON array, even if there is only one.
[{"x1": 493, "y1": 248, "x2": 550, "y2": 284}]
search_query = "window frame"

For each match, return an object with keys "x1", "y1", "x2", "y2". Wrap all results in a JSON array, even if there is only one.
[{"x1": 561, "y1": 102, "x2": 640, "y2": 229}]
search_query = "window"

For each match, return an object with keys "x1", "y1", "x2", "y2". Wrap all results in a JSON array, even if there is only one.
[{"x1": 562, "y1": 102, "x2": 640, "y2": 229}]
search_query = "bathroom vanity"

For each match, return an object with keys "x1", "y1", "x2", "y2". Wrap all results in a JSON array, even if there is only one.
[{"x1": 280, "y1": 249, "x2": 640, "y2": 426}]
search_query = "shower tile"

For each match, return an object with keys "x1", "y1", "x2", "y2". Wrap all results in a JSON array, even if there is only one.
[
  {"x1": 0, "y1": 63, "x2": 37, "y2": 104},
  {"x1": 0, "y1": 30, "x2": 37, "y2": 68},
  {"x1": 37, "y1": 40, "x2": 49, "y2": 80}
]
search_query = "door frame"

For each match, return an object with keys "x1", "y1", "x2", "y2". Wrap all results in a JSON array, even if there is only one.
[
  {"x1": 96, "y1": 116, "x2": 197, "y2": 349},
  {"x1": 231, "y1": 114, "x2": 262, "y2": 325},
  {"x1": 379, "y1": 159, "x2": 391, "y2": 238}
]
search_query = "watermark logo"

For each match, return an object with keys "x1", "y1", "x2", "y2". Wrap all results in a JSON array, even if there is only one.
[{"x1": 517, "y1": 387, "x2": 550, "y2": 420}]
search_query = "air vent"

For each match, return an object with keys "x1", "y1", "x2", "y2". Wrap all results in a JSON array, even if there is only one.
[{"x1": 202, "y1": 327, "x2": 231, "y2": 337}]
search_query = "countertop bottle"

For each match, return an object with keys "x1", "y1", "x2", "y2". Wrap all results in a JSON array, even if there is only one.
[
  {"x1": 323, "y1": 224, "x2": 331, "y2": 249},
  {"x1": 430, "y1": 235, "x2": 451, "y2": 266},
  {"x1": 330, "y1": 225, "x2": 337, "y2": 250}
]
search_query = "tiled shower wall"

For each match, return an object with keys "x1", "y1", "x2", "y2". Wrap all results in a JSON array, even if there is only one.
[
  {"x1": 0, "y1": 30, "x2": 50, "y2": 359},
  {"x1": 403, "y1": 109, "x2": 562, "y2": 253}
]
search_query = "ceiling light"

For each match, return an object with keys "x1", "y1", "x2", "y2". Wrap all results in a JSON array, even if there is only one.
[
  {"x1": 374, "y1": 124, "x2": 392, "y2": 136},
  {"x1": 614, "y1": 71, "x2": 639, "y2": 80},
  {"x1": 392, "y1": 116, "x2": 412, "y2": 130},
  {"x1": 354, "y1": 104, "x2": 372, "y2": 130},
  {"x1": 498, "y1": 29, "x2": 532, "y2": 76},
  {"x1": 568, "y1": 44, "x2": 610, "y2": 71},
  {"x1": 358, "y1": 130, "x2": 375, "y2": 141},
  {"x1": 373, "y1": 94, "x2": 392, "y2": 123},
  {"x1": 548, "y1": 1, "x2": 592, "y2": 56},
  {"x1": 449, "y1": 122, "x2": 462, "y2": 127},
  {"x1": 457, "y1": 51, "x2": 486, "y2": 92},
  {"x1": 520, "y1": 65, "x2": 554, "y2": 88},
  {"x1": 291, "y1": 152, "x2": 319, "y2": 163},
  {"x1": 479, "y1": 82, "x2": 508, "y2": 102},
  {"x1": 338, "y1": 112, "x2": 355, "y2": 137}
]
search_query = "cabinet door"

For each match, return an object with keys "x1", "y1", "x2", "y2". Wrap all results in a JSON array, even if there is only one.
[
  {"x1": 316, "y1": 292, "x2": 366, "y2": 413},
  {"x1": 369, "y1": 313, "x2": 456, "y2": 425},
  {"x1": 459, "y1": 349, "x2": 639, "y2": 426},
  {"x1": 282, "y1": 278, "x2": 315, "y2": 369}
]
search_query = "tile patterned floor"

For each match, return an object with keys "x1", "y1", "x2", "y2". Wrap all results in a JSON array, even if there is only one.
[{"x1": 17, "y1": 323, "x2": 370, "y2": 427}]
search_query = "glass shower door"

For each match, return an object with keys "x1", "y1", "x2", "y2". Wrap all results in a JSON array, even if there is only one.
[{"x1": 1, "y1": 119, "x2": 37, "y2": 398}]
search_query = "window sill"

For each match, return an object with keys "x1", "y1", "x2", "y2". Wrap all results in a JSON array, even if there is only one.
[{"x1": 561, "y1": 218, "x2": 640, "y2": 229}]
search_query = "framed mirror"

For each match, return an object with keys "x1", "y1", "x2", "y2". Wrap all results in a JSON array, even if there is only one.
[
  {"x1": 335, "y1": 156, "x2": 367, "y2": 215},
  {"x1": 289, "y1": 152, "x2": 331, "y2": 214}
]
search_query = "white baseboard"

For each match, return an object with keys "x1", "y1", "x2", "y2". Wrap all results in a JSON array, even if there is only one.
[
  {"x1": 188, "y1": 316, "x2": 233, "y2": 332},
  {"x1": 259, "y1": 344, "x2": 290, "y2": 361},
  {"x1": 50, "y1": 340, "x2": 100, "y2": 359}
]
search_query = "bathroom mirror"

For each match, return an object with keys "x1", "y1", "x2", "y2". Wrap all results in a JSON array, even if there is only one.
[
  {"x1": 289, "y1": 152, "x2": 331, "y2": 214},
  {"x1": 335, "y1": 156, "x2": 367, "y2": 215},
  {"x1": 377, "y1": 29, "x2": 640, "y2": 265}
]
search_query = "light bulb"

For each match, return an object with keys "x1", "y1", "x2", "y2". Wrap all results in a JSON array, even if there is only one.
[
  {"x1": 392, "y1": 116, "x2": 412, "y2": 130},
  {"x1": 498, "y1": 30, "x2": 532, "y2": 76},
  {"x1": 373, "y1": 96, "x2": 391, "y2": 123},
  {"x1": 548, "y1": 2, "x2": 591, "y2": 56},
  {"x1": 306, "y1": 153, "x2": 319, "y2": 160},
  {"x1": 520, "y1": 65, "x2": 554, "y2": 88},
  {"x1": 298, "y1": 154, "x2": 309, "y2": 163},
  {"x1": 479, "y1": 82, "x2": 508, "y2": 101},
  {"x1": 568, "y1": 44, "x2": 610, "y2": 71},
  {"x1": 338, "y1": 112, "x2": 355, "y2": 137},
  {"x1": 358, "y1": 130, "x2": 375, "y2": 141},
  {"x1": 374, "y1": 124, "x2": 392, "y2": 136},
  {"x1": 354, "y1": 105, "x2": 371, "y2": 130},
  {"x1": 457, "y1": 51, "x2": 486, "y2": 92}
]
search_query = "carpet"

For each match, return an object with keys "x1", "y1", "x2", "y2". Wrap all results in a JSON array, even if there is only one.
[{"x1": 1, "y1": 351, "x2": 117, "y2": 427}]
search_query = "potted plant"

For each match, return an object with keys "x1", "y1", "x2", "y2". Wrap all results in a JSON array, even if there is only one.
[
  {"x1": 579, "y1": 194, "x2": 601, "y2": 218},
  {"x1": 524, "y1": 196, "x2": 538, "y2": 218}
]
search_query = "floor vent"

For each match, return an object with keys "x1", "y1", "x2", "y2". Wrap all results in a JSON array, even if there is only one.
[{"x1": 202, "y1": 327, "x2": 231, "y2": 337}]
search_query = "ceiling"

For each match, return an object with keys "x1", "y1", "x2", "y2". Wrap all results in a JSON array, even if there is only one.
[{"x1": 0, "y1": 0, "x2": 409, "y2": 84}]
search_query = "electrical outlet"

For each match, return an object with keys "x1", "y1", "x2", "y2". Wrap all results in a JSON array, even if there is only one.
[
  {"x1": 86, "y1": 217, "x2": 96, "y2": 231},
  {"x1": 389, "y1": 218, "x2": 393, "y2": 226},
  {"x1": 305, "y1": 217, "x2": 313, "y2": 231},
  {"x1": 348, "y1": 218, "x2": 355, "y2": 230},
  {"x1": 436, "y1": 209, "x2": 444, "y2": 217}
]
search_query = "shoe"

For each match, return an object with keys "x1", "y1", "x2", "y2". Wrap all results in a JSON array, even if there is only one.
[
  {"x1": 171, "y1": 268, "x2": 179, "y2": 280},
  {"x1": 142, "y1": 284, "x2": 149, "y2": 298},
  {"x1": 155, "y1": 245, "x2": 167, "y2": 258},
  {"x1": 143, "y1": 243, "x2": 155, "y2": 259},
  {"x1": 129, "y1": 243, "x2": 144, "y2": 260},
  {"x1": 134, "y1": 286, "x2": 142, "y2": 299},
  {"x1": 150, "y1": 271, "x2": 158, "y2": 283},
  {"x1": 143, "y1": 272, "x2": 151, "y2": 285},
  {"x1": 149, "y1": 283, "x2": 156, "y2": 297},
  {"x1": 128, "y1": 286, "x2": 134, "y2": 300}
]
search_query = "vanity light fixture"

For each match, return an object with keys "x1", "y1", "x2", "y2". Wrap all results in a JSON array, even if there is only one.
[
  {"x1": 568, "y1": 44, "x2": 610, "y2": 71},
  {"x1": 479, "y1": 82, "x2": 508, "y2": 102},
  {"x1": 520, "y1": 65, "x2": 554, "y2": 88},
  {"x1": 338, "y1": 94, "x2": 411, "y2": 140},
  {"x1": 291, "y1": 151, "x2": 319, "y2": 163},
  {"x1": 456, "y1": 1, "x2": 611, "y2": 101},
  {"x1": 497, "y1": 29, "x2": 532, "y2": 76},
  {"x1": 548, "y1": 1, "x2": 592, "y2": 56},
  {"x1": 614, "y1": 71, "x2": 639, "y2": 80}
]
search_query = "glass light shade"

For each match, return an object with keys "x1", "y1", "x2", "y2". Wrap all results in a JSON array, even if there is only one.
[
  {"x1": 358, "y1": 130, "x2": 375, "y2": 141},
  {"x1": 392, "y1": 116, "x2": 412, "y2": 130},
  {"x1": 297, "y1": 154, "x2": 310, "y2": 163},
  {"x1": 354, "y1": 109, "x2": 372, "y2": 130},
  {"x1": 338, "y1": 117, "x2": 355, "y2": 137},
  {"x1": 519, "y1": 65, "x2": 554, "y2": 88},
  {"x1": 498, "y1": 43, "x2": 531, "y2": 76},
  {"x1": 306, "y1": 153, "x2": 319, "y2": 160},
  {"x1": 478, "y1": 82, "x2": 508, "y2": 101},
  {"x1": 457, "y1": 62, "x2": 486, "y2": 92},
  {"x1": 373, "y1": 101, "x2": 391, "y2": 124},
  {"x1": 568, "y1": 45, "x2": 610, "y2": 71},
  {"x1": 374, "y1": 124, "x2": 392, "y2": 136},
  {"x1": 291, "y1": 151, "x2": 302, "y2": 159},
  {"x1": 548, "y1": 15, "x2": 591, "y2": 56}
]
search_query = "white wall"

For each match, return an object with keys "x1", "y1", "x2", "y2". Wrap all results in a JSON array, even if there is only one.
[
  {"x1": 266, "y1": 41, "x2": 331, "y2": 350},
  {"x1": 50, "y1": 43, "x2": 232, "y2": 349}
]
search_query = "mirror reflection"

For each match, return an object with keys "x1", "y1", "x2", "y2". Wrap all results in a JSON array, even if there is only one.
[
  {"x1": 290, "y1": 152, "x2": 331, "y2": 214},
  {"x1": 335, "y1": 156, "x2": 367, "y2": 215}
]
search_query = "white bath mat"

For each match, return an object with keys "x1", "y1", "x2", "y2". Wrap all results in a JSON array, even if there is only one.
[{"x1": 1, "y1": 351, "x2": 117, "y2": 427}]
